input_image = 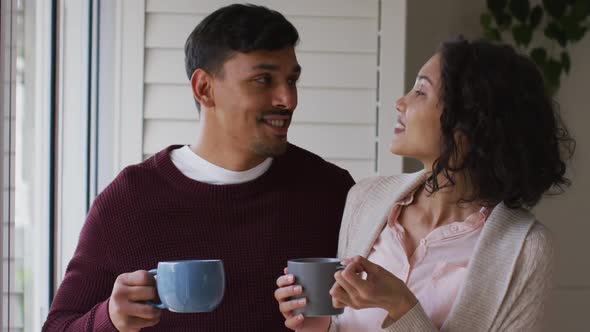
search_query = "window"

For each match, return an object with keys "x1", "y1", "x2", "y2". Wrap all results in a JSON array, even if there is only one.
[{"x1": 12, "y1": 0, "x2": 54, "y2": 330}]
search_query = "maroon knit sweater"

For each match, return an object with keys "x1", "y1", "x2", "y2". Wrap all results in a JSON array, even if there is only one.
[{"x1": 43, "y1": 144, "x2": 355, "y2": 332}]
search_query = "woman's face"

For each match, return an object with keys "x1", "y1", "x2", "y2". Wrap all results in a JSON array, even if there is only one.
[{"x1": 390, "y1": 53, "x2": 443, "y2": 169}]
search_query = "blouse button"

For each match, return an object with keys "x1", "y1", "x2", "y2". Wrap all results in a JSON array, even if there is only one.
[
  {"x1": 419, "y1": 238, "x2": 426, "y2": 246},
  {"x1": 451, "y1": 225, "x2": 459, "y2": 232}
]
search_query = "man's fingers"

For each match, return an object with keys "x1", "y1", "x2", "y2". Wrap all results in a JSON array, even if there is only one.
[
  {"x1": 125, "y1": 314, "x2": 161, "y2": 329},
  {"x1": 121, "y1": 301, "x2": 162, "y2": 320},
  {"x1": 126, "y1": 285, "x2": 158, "y2": 302},
  {"x1": 119, "y1": 270, "x2": 156, "y2": 287}
]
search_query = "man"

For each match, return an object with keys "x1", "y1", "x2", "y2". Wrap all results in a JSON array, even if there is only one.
[{"x1": 43, "y1": 4, "x2": 354, "y2": 331}]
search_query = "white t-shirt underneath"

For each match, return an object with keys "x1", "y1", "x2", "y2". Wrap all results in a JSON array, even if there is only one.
[{"x1": 169, "y1": 145, "x2": 272, "y2": 185}]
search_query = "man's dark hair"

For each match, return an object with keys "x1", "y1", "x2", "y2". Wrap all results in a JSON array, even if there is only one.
[
  {"x1": 429, "y1": 37, "x2": 575, "y2": 209},
  {"x1": 184, "y1": 4, "x2": 299, "y2": 107}
]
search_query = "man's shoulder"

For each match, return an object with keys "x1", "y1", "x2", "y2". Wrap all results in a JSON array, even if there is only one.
[
  {"x1": 282, "y1": 143, "x2": 350, "y2": 177},
  {"x1": 96, "y1": 151, "x2": 165, "y2": 203}
]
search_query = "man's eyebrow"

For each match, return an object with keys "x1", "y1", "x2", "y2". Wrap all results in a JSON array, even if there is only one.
[{"x1": 251, "y1": 64, "x2": 302, "y2": 73}]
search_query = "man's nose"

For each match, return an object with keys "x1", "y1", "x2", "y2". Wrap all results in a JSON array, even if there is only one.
[{"x1": 273, "y1": 84, "x2": 297, "y2": 110}]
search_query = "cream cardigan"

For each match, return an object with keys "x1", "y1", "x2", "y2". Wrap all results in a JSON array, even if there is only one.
[{"x1": 328, "y1": 171, "x2": 554, "y2": 332}]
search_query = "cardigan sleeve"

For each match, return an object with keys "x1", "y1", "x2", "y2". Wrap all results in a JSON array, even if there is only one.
[
  {"x1": 381, "y1": 223, "x2": 555, "y2": 332},
  {"x1": 382, "y1": 303, "x2": 438, "y2": 332},
  {"x1": 492, "y1": 223, "x2": 555, "y2": 332}
]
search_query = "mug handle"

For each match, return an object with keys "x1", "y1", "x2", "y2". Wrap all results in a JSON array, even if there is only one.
[{"x1": 145, "y1": 269, "x2": 167, "y2": 309}]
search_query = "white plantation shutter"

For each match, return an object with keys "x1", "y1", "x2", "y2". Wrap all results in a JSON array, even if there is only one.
[{"x1": 116, "y1": 0, "x2": 404, "y2": 180}]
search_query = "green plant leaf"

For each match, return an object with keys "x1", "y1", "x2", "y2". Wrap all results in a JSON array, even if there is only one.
[
  {"x1": 530, "y1": 47, "x2": 548, "y2": 66},
  {"x1": 543, "y1": 58, "x2": 562, "y2": 88},
  {"x1": 481, "y1": 13, "x2": 493, "y2": 28},
  {"x1": 485, "y1": 27, "x2": 503, "y2": 41},
  {"x1": 487, "y1": 0, "x2": 509, "y2": 13},
  {"x1": 512, "y1": 24, "x2": 534, "y2": 46},
  {"x1": 572, "y1": 0, "x2": 590, "y2": 21},
  {"x1": 543, "y1": 0, "x2": 567, "y2": 18},
  {"x1": 494, "y1": 11, "x2": 513, "y2": 28},
  {"x1": 545, "y1": 21, "x2": 568, "y2": 47},
  {"x1": 560, "y1": 15, "x2": 589, "y2": 42},
  {"x1": 509, "y1": 0, "x2": 531, "y2": 22},
  {"x1": 529, "y1": 5, "x2": 543, "y2": 28},
  {"x1": 561, "y1": 51, "x2": 571, "y2": 73}
]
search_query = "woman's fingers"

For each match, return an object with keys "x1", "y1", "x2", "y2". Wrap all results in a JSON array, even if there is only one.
[
  {"x1": 329, "y1": 282, "x2": 349, "y2": 308},
  {"x1": 279, "y1": 297, "x2": 307, "y2": 315},
  {"x1": 351, "y1": 255, "x2": 381, "y2": 274},
  {"x1": 284, "y1": 313, "x2": 305, "y2": 330},
  {"x1": 274, "y1": 284, "x2": 302, "y2": 302},
  {"x1": 276, "y1": 274, "x2": 295, "y2": 287},
  {"x1": 335, "y1": 266, "x2": 360, "y2": 297}
]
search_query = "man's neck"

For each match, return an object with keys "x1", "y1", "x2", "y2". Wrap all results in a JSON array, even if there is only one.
[{"x1": 190, "y1": 139, "x2": 267, "y2": 172}]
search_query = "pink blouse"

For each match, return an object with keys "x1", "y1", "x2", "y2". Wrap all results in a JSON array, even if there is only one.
[{"x1": 338, "y1": 193, "x2": 490, "y2": 331}]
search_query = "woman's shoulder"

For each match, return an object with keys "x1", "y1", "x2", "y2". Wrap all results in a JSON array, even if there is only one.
[
  {"x1": 348, "y1": 171, "x2": 426, "y2": 199},
  {"x1": 522, "y1": 221, "x2": 555, "y2": 262}
]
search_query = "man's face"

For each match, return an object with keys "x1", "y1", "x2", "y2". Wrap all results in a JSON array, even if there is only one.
[{"x1": 208, "y1": 47, "x2": 300, "y2": 157}]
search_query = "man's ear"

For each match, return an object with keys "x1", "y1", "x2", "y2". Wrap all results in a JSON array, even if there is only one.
[{"x1": 190, "y1": 69, "x2": 215, "y2": 108}]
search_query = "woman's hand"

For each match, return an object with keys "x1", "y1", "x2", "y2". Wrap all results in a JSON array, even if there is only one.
[
  {"x1": 275, "y1": 268, "x2": 331, "y2": 332},
  {"x1": 329, "y1": 256, "x2": 417, "y2": 321}
]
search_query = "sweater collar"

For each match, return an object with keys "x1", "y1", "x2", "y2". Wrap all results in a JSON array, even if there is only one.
[{"x1": 154, "y1": 145, "x2": 284, "y2": 198}]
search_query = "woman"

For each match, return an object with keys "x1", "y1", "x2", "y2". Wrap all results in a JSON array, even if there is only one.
[{"x1": 275, "y1": 38, "x2": 574, "y2": 331}]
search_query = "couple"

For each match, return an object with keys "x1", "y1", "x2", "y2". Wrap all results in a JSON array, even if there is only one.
[{"x1": 43, "y1": 4, "x2": 573, "y2": 332}]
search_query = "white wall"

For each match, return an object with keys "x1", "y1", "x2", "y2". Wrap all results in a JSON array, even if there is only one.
[
  {"x1": 534, "y1": 35, "x2": 590, "y2": 331},
  {"x1": 113, "y1": 0, "x2": 406, "y2": 181}
]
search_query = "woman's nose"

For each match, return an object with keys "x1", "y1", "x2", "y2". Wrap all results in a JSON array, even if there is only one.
[{"x1": 394, "y1": 97, "x2": 405, "y2": 113}]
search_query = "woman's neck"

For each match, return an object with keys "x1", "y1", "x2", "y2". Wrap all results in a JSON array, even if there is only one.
[{"x1": 412, "y1": 172, "x2": 481, "y2": 229}]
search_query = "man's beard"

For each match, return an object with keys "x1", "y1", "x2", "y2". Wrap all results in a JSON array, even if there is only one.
[{"x1": 251, "y1": 135, "x2": 288, "y2": 157}]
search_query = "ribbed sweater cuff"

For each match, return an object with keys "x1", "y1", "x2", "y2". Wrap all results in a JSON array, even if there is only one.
[
  {"x1": 93, "y1": 299, "x2": 118, "y2": 331},
  {"x1": 382, "y1": 303, "x2": 437, "y2": 332}
]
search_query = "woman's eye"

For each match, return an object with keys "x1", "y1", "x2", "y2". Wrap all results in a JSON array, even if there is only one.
[{"x1": 414, "y1": 90, "x2": 425, "y2": 96}]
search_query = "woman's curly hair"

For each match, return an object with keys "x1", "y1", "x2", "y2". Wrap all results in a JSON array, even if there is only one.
[{"x1": 428, "y1": 37, "x2": 575, "y2": 209}]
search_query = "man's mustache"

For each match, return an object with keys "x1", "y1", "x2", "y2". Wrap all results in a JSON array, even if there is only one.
[{"x1": 257, "y1": 110, "x2": 293, "y2": 119}]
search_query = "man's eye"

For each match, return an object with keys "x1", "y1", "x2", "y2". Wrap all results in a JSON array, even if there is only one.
[
  {"x1": 288, "y1": 78, "x2": 299, "y2": 86},
  {"x1": 255, "y1": 76, "x2": 271, "y2": 84}
]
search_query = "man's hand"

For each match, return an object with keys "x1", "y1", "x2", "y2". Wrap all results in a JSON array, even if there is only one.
[{"x1": 108, "y1": 270, "x2": 162, "y2": 332}]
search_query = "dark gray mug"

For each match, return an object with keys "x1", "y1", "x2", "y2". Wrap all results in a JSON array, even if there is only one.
[{"x1": 288, "y1": 258, "x2": 345, "y2": 316}]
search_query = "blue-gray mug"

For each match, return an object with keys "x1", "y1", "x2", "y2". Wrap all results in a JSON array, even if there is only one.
[{"x1": 147, "y1": 259, "x2": 225, "y2": 313}]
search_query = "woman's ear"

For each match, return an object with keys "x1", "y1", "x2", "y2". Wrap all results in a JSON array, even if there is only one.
[{"x1": 190, "y1": 69, "x2": 215, "y2": 109}]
